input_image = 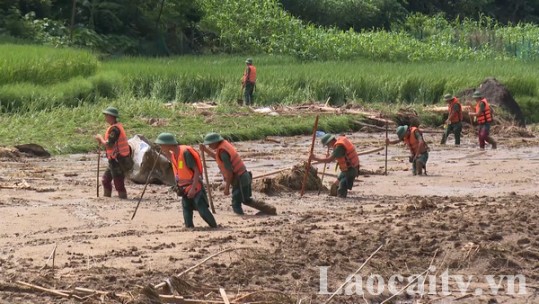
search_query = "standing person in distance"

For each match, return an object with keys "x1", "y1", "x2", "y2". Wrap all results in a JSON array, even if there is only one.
[
  {"x1": 241, "y1": 58, "x2": 257, "y2": 106},
  {"x1": 440, "y1": 93, "x2": 463, "y2": 146},
  {"x1": 94, "y1": 106, "x2": 133, "y2": 199},
  {"x1": 469, "y1": 90, "x2": 497, "y2": 150}
]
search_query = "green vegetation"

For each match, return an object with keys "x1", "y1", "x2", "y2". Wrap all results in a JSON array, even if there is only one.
[{"x1": 0, "y1": 98, "x2": 360, "y2": 154}]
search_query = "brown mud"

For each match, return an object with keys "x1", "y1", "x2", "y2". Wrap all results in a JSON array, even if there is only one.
[{"x1": 1, "y1": 130, "x2": 539, "y2": 303}]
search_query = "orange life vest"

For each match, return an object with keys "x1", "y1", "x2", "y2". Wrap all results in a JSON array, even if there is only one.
[
  {"x1": 216, "y1": 140, "x2": 247, "y2": 181},
  {"x1": 104, "y1": 123, "x2": 130, "y2": 160},
  {"x1": 334, "y1": 136, "x2": 359, "y2": 172},
  {"x1": 404, "y1": 127, "x2": 428, "y2": 155},
  {"x1": 170, "y1": 145, "x2": 203, "y2": 194},
  {"x1": 448, "y1": 98, "x2": 463, "y2": 123},
  {"x1": 242, "y1": 65, "x2": 256, "y2": 84},
  {"x1": 475, "y1": 98, "x2": 493, "y2": 124}
]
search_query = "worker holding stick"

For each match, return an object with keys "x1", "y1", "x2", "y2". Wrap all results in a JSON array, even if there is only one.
[
  {"x1": 440, "y1": 93, "x2": 463, "y2": 146},
  {"x1": 200, "y1": 133, "x2": 276, "y2": 215},
  {"x1": 310, "y1": 134, "x2": 359, "y2": 198},
  {"x1": 94, "y1": 107, "x2": 133, "y2": 199},
  {"x1": 469, "y1": 90, "x2": 497, "y2": 150},
  {"x1": 155, "y1": 132, "x2": 217, "y2": 228},
  {"x1": 386, "y1": 125, "x2": 429, "y2": 176}
]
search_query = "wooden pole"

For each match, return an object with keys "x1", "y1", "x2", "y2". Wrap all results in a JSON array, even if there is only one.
[
  {"x1": 96, "y1": 147, "x2": 100, "y2": 197},
  {"x1": 317, "y1": 146, "x2": 329, "y2": 196},
  {"x1": 385, "y1": 121, "x2": 388, "y2": 175},
  {"x1": 131, "y1": 149, "x2": 161, "y2": 220},
  {"x1": 300, "y1": 115, "x2": 319, "y2": 197},
  {"x1": 199, "y1": 145, "x2": 216, "y2": 214}
]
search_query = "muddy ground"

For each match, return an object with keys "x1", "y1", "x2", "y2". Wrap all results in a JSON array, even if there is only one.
[{"x1": 1, "y1": 129, "x2": 539, "y2": 304}]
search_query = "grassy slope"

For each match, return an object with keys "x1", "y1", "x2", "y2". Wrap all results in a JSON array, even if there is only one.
[{"x1": 0, "y1": 98, "x2": 360, "y2": 154}]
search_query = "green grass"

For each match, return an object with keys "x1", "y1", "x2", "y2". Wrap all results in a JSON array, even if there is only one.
[
  {"x1": 0, "y1": 98, "x2": 361, "y2": 154},
  {"x1": 0, "y1": 44, "x2": 99, "y2": 86}
]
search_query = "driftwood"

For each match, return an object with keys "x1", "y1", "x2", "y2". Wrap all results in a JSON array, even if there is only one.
[
  {"x1": 16, "y1": 281, "x2": 81, "y2": 300},
  {"x1": 154, "y1": 247, "x2": 255, "y2": 290},
  {"x1": 323, "y1": 244, "x2": 384, "y2": 304}
]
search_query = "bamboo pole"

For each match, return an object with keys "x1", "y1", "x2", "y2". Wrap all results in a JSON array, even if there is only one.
[
  {"x1": 300, "y1": 115, "x2": 319, "y2": 197},
  {"x1": 317, "y1": 146, "x2": 330, "y2": 195},
  {"x1": 200, "y1": 145, "x2": 216, "y2": 214}
]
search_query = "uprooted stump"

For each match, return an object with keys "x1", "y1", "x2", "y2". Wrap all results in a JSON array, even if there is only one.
[
  {"x1": 276, "y1": 163, "x2": 325, "y2": 191},
  {"x1": 253, "y1": 163, "x2": 326, "y2": 194},
  {"x1": 395, "y1": 107, "x2": 421, "y2": 127}
]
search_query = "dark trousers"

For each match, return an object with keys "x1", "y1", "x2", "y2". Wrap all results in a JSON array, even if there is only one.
[
  {"x1": 441, "y1": 122, "x2": 462, "y2": 145},
  {"x1": 244, "y1": 82, "x2": 255, "y2": 106},
  {"x1": 181, "y1": 188, "x2": 217, "y2": 228}
]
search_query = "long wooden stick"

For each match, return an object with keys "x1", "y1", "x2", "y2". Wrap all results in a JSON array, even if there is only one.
[
  {"x1": 154, "y1": 247, "x2": 254, "y2": 290},
  {"x1": 219, "y1": 288, "x2": 231, "y2": 304},
  {"x1": 199, "y1": 145, "x2": 216, "y2": 214},
  {"x1": 379, "y1": 267, "x2": 430, "y2": 304},
  {"x1": 17, "y1": 281, "x2": 72, "y2": 298},
  {"x1": 323, "y1": 244, "x2": 384, "y2": 304},
  {"x1": 96, "y1": 147, "x2": 100, "y2": 197},
  {"x1": 317, "y1": 146, "x2": 330, "y2": 196},
  {"x1": 385, "y1": 121, "x2": 388, "y2": 175},
  {"x1": 300, "y1": 115, "x2": 319, "y2": 197},
  {"x1": 131, "y1": 148, "x2": 161, "y2": 220}
]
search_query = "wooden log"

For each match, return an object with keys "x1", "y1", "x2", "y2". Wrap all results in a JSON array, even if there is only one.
[{"x1": 17, "y1": 281, "x2": 71, "y2": 298}]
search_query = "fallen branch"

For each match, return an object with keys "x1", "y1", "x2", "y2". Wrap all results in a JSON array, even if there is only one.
[
  {"x1": 323, "y1": 244, "x2": 384, "y2": 304},
  {"x1": 154, "y1": 247, "x2": 256, "y2": 290},
  {"x1": 16, "y1": 281, "x2": 74, "y2": 299},
  {"x1": 219, "y1": 288, "x2": 231, "y2": 304},
  {"x1": 379, "y1": 266, "x2": 431, "y2": 304}
]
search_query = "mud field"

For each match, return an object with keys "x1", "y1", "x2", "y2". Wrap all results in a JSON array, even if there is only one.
[{"x1": 1, "y1": 130, "x2": 539, "y2": 304}]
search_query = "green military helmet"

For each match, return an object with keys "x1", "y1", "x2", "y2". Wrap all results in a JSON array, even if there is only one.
[
  {"x1": 155, "y1": 132, "x2": 178, "y2": 145},
  {"x1": 245, "y1": 58, "x2": 253, "y2": 64},
  {"x1": 396, "y1": 125, "x2": 408, "y2": 141},
  {"x1": 472, "y1": 90, "x2": 483, "y2": 98},
  {"x1": 320, "y1": 133, "x2": 336, "y2": 146},
  {"x1": 443, "y1": 93, "x2": 453, "y2": 101},
  {"x1": 203, "y1": 132, "x2": 224, "y2": 145},
  {"x1": 102, "y1": 106, "x2": 119, "y2": 117}
]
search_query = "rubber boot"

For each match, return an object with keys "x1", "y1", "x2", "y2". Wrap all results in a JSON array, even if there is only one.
[
  {"x1": 246, "y1": 199, "x2": 277, "y2": 215},
  {"x1": 113, "y1": 176, "x2": 127, "y2": 197},
  {"x1": 487, "y1": 136, "x2": 497, "y2": 149},
  {"x1": 182, "y1": 199, "x2": 195, "y2": 228},
  {"x1": 415, "y1": 159, "x2": 424, "y2": 176},
  {"x1": 102, "y1": 174, "x2": 113, "y2": 197},
  {"x1": 329, "y1": 183, "x2": 338, "y2": 197}
]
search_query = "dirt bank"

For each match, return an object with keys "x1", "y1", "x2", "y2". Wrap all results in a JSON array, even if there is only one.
[{"x1": 1, "y1": 130, "x2": 538, "y2": 303}]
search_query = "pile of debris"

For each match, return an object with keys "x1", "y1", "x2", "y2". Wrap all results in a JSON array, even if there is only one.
[{"x1": 253, "y1": 163, "x2": 326, "y2": 195}]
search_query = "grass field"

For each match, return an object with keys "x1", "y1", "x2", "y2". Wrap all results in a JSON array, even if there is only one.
[
  {"x1": 0, "y1": 98, "x2": 361, "y2": 154},
  {"x1": 1, "y1": 44, "x2": 539, "y2": 154}
]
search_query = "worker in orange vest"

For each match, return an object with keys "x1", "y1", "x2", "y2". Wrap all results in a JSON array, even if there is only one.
[
  {"x1": 440, "y1": 93, "x2": 463, "y2": 145},
  {"x1": 94, "y1": 107, "x2": 133, "y2": 199},
  {"x1": 387, "y1": 125, "x2": 429, "y2": 175},
  {"x1": 201, "y1": 133, "x2": 276, "y2": 215},
  {"x1": 241, "y1": 58, "x2": 256, "y2": 106},
  {"x1": 310, "y1": 133, "x2": 359, "y2": 198},
  {"x1": 469, "y1": 90, "x2": 497, "y2": 150},
  {"x1": 155, "y1": 133, "x2": 217, "y2": 228}
]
